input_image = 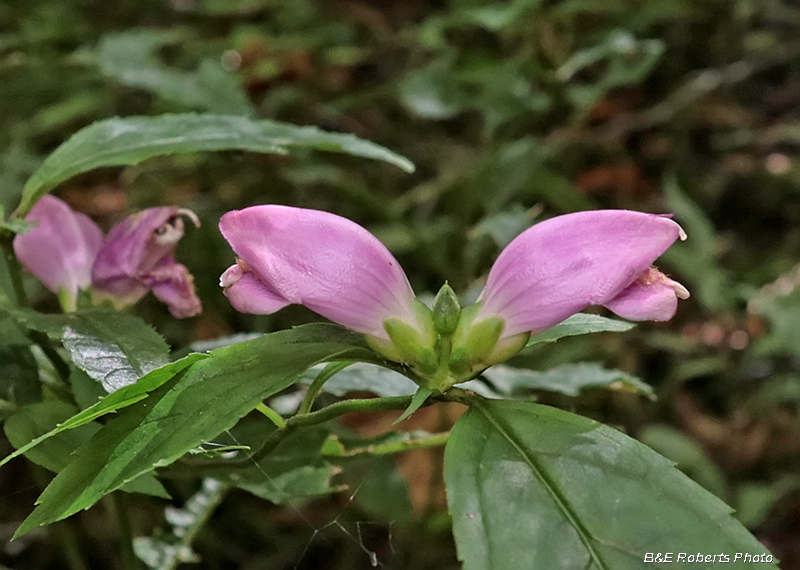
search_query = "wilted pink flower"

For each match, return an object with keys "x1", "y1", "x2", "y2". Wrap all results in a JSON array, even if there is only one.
[
  {"x1": 475, "y1": 210, "x2": 689, "y2": 338},
  {"x1": 219, "y1": 205, "x2": 420, "y2": 340},
  {"x1": 13, "y1": 195, "x2": 201, "y2": 318},
  {"x1": 13, "y1": 195, "x2": 103, "y2": 310},
  {"x1": 93, "y1": 207, "x2": 202, "y2": 318}
]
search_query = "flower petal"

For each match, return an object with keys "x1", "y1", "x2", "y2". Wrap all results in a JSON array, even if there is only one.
[
  {"x1": 92, "y1": 207, "x2": 200, "y2": 308},
  {"x1": 218, "y1": 205, "x2": 417, "y2": 338},
  {"x1": 13, "y1": 195, "x2": 103, "y2": 306},
  {"x1": 220, "y1": 262, "x2": 291, "y2": 315},
  {"x1": 603, "y1": 268, "x2": 689, "y2": 321},
  {"x1": 476, "y1": 210, "x2": 685, "y2": 336},
  {"x1": 141, "y1": 259, "x2": 202, "y2": 318}
]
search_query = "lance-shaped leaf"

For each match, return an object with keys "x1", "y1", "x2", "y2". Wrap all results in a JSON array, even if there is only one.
[
  {"x1": 445, "y1": 399, "x2": 777, "y2": 570},
  {"x1": 16, "y1": 114, "x2": 415, "y2": 216},
  {"x1": 14, "y1": 324, "x2": 379, "y2": 537}
]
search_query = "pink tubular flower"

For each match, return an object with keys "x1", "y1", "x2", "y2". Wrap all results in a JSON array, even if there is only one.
[
  {"x1": 218, "y1": 206, "x2": 689, "y2": 388},
  {"x1": 13, "y1": 195, "x2": 103, "y2": 310},
  {"x1": 92, "y1": 207, "x2": 202, "y2": 318},
  {"x1": 219, "y1": 205, "x2": 420, "y2": 340},
  {"x1": 13, "y1": 195, "x2": 201, "y2": 318},
  {"x1": 475, "y1": 210, "x2": 689, "y2": 337}
]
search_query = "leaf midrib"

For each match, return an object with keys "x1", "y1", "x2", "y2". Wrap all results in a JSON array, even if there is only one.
[{"x1": 473, "y1": 399, "x2": 611, "y2": 570}]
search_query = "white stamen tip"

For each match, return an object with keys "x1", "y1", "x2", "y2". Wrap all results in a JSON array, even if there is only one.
[
  {"x1": 672, "y1": 280, "x2": 690, "y2": 299},
  {"x1": 177, "y1": 208, "x2": 201, "y2": 228}
]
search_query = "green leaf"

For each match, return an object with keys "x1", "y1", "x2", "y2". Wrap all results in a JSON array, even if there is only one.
[
  {"x1": 14, "y1": 324, "x2": 378, "y2": 536},
  {"x1": 4, "y1": 401, "x2": 99, "y2": 473},
  {"x1": 445, "y1": 399, "x2": 777, "y2": 570},
  {"x1": 394, "y1": 386, "x2": 433, "y2": 424},
  {"x1": 0, "y1": 346, "x2": 41, "y2": 413},
  {"x1": 0, "y1": 355, "x2": 206, "y2": 471},
  {"x1": 303, "y1": 362, "x2": 417, "y2": 398},
  {"x1": 3, "y1": 401, "x2": 168, "y2": 498},
  {"x1": 98, "y1": 30, "x2": 254, "y2": 116},
  {"x1": 213, "y1": 426, "x2": 342, "y2": 503},
  {"x1": 0, "y1": 206, "x2": 34, "y2": 234},
  {"x1": 526, "y1": 313, "x2": 635, "y2": 346},
  {"x1": 482, "y1": 363, "x2": 655, "y2": 400},
  {"x1": 16, "y1": 309, "x2": 169, "y2": 392},
  {"x1": 17, "y1": 113, "x2": 415, "y2": 216},
  {"x1": 639, "y1": 424, "x2": 727, "y2": 498},
  {"x1": 346, "y1": 456, "x2": 414, "y2": 525}
]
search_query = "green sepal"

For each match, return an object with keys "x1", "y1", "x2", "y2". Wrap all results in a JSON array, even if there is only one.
[
  {"x1": 432, "y1": 282, "x2": 461, "y2": 336},
  {"x1": 380, "y1": 300, "x2": 438, "y2": 375},
  {"x1": 393, "y1": 386, "x2": 433, "y2": 424},
  {"x1": 485, "y1": 331, "x2": 530, "y2": 365},
  {"x1": 464, "y1": 318, "x2": 504, "y2": 361}
]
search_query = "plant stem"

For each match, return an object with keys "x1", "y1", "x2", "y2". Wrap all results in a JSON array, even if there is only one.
[
  {"x1": 441, "y1": 386, "x2": 474, "y2": 406},
  {"x1": 0, "y1": 231, "x2": 26, "y2": 306},
  {"x1": 331, "y1": 431, "x2": 449, "y2": 457},
  {"x1": 29, "y1": 329, "x2": 71, "y2": 382},
  {"x1": 171, "y1": 394, "x2": 419, "y2": 472},
  {"x1": 255, "y1": 402, "x2": 286, "y2": 429},
  {"x1": 112, "y1": 493, "x2": 140, "y2": 570},
  {"x1": 51, "y1": 521, "x2": 89, "y2": 570},
  {"x1": 297, "y1": 360, "x2": 352, "y2": 415}
]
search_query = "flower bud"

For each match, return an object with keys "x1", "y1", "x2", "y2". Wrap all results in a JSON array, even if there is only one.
[{"x1": 432, "y1": 283, "x2": 461, "y2": 336}]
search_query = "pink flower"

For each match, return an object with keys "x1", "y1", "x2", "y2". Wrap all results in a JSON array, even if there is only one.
[
  {"x1": 218, "y1": 206, "x2": 688, "y2": 384},
  {"x1": 92, "y1": 207, "x2": 202, "y2": 318},
  {"x1": 475, "y1": 210, "x2": 688, "y2": 337},
  {"x1": 219, "y1": 205, "x2": 421, "y2": 340},
  {"x1": 13, "y1": 196, "x2": 103, "y2": 310},
  {"x1": 13, "y1": 195, "x2": 202, "y2": 318}
]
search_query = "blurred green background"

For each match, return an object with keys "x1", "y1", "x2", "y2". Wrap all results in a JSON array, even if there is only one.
[{"x1": 2, "y1": 0, "x2": 800, "y2": 568}]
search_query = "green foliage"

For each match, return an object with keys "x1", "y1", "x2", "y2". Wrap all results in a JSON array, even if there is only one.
[
  {"x1": 2, "y1": 0, "x2": 800, "y2": 567},
  {"x1": 98, "y1": 30, "x2": 255, "y2": 116},
  {"x1": 482, "y1": 362, "x2": 655, "y2": 399},
  {"x1": 15, "y1": 309, "x2": 170, "y2": 392},
  {"x1": 16, "y1": 113, "x2": 414, "y2": 216},
  {"x1": 445, "y1": 399, "x2": 776, "y2": 570},
  {"x1": 526, "y1": 313, "x2": 635, "y2": 346},
  {"x1": 14, "y1": 324, "x2": 376, "y2": 537}
]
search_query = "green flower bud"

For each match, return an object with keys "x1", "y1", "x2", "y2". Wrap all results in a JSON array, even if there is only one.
[{"x1": 432, "y1": 283, "x2": 461, "y2": 336}]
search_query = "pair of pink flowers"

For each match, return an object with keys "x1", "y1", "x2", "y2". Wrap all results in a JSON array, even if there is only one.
[
  {"x1": 13, "y1": 196, "x2": 202, "y2": 318},
  {"x1": 15, "y1": 195, "x2": 688, "y2": 385},
  {"x1": 219, "y1": 205, "x2": 689, "y2": 385}
]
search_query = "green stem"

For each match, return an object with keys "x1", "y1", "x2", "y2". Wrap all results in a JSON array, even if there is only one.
[
  {"x1": 297, "y1": 361, "x2": 353, "y2": 415},
  {"x1": 0, "y1": 397, "x2": 17, "y2": 414},
  {"x1": 255, "y1": 402, "x2": 287, "y2": 429},
  {"x1": 51, "y1": 522, "x2": 89, "y2": 570},
  {"x1": 171, "y1": 394, "x2": 419, "y2": 472},
  {"x1": 441, "y1": 386, "x2": 473, "y2": 406},
  {"x1": 112, "y1": 493, "x2": 140, "y2": 570},
  {"x1": 0, "y1": 231, "x2": 26, "y2": 306},
  {"x1": 29, "y1": 330, "x2": 71, "y2": 382},
  {"x1": 331, "y1": 431, "x2": 449, "y2": 457}
]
